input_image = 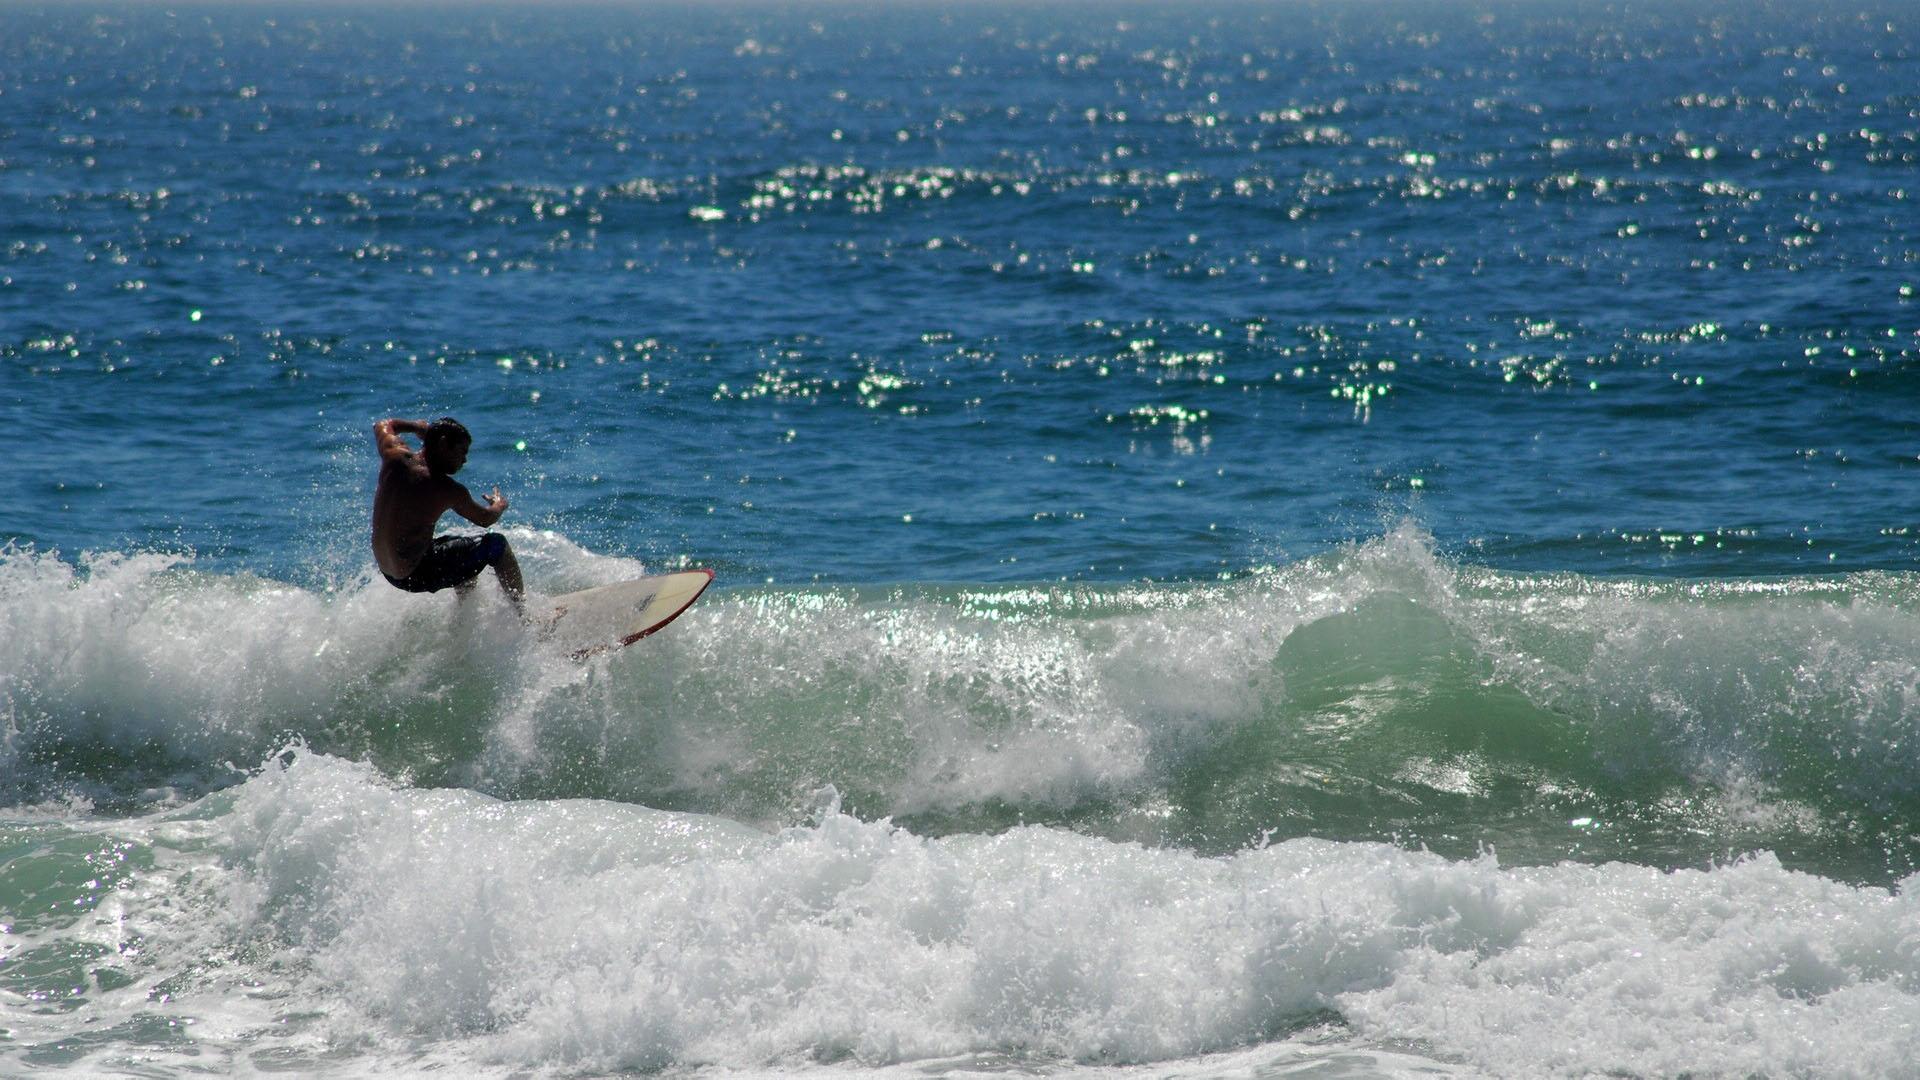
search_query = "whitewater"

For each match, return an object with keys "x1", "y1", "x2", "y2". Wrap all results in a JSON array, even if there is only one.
[{"x1": 7, "y1": 528, "x2": 1920, "y2": 1076}]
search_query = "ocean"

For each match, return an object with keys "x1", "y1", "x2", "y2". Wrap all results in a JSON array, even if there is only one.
[{"x1": 4, "y1": 1, "x2": 1920, "y2": 1075}]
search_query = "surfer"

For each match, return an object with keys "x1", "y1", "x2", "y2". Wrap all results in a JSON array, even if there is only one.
[{"x1": 370, "y1": 416, "x2": 527, "y2": 616}]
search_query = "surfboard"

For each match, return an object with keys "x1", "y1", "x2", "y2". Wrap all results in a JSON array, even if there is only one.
[{"x1": 544, "y1": 569, "x2": 714, "y2": 659}]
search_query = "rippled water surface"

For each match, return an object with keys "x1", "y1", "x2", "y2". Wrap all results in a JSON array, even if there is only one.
[{"x1": 5, "y1": 0, "x2": 1918, "y2": 582}]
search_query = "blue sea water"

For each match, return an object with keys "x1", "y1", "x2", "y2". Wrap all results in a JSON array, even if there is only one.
[{"x1": 4, "y1": 2, "x2": 1920, "y2": 1075}]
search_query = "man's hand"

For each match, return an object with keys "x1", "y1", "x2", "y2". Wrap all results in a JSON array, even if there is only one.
[{"x1": 451, "y1": 483, "x2": 509, "y2": 527}]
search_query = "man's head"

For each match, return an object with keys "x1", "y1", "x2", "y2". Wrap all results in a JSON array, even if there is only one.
[{"x1": 423, "y1": 417, "x2": 471, "y2": 476}]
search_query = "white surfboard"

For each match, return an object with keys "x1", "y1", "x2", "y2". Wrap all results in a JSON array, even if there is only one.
[{"x1": 545, "y1": 569, "x2": 713, "y2": 659}]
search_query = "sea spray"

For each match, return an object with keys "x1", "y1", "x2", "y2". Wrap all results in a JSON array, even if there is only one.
[
  {"x1": 14, "y1": 747, "x2": 1917, "y2": 1075},
  {"x1": 9, "y1": 530, "x2": 1920, "y2": 880}
]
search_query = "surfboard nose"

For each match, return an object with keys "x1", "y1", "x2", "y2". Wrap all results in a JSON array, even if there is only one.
[{"x1": 546, "y1": 569, "x2": 715, "y2": 659}]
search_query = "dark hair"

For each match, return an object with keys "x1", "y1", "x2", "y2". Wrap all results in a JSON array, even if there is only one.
[{"x1": 426, "y1": 417, "x2": 470, "y2": 449}]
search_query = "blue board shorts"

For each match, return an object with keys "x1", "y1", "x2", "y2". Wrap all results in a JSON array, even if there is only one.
[{"x1": 383, "y1": 533, "x2": 508, "y2": 594}]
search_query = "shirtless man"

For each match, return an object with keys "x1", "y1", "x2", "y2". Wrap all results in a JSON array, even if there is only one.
[{"x1": 371, "y1": 416, "x2": 526, "y2": 615}]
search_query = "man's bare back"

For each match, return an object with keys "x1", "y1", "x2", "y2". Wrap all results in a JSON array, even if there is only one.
[{"x1": 371, "y1": 417, "x2": 525, "y2": 611}]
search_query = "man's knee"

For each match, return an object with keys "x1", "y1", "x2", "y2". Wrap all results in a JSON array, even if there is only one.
[{"x1": 479, "y1": 532, "x2": 510, "y2": 566}]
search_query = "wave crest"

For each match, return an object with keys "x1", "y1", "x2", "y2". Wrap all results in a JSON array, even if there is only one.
[{"x1": 7, "y1": 528, "x2": 1920, "y2": 879}]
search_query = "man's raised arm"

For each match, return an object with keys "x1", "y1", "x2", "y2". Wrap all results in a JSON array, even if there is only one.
[
  {"x1": 451, "y1": 484, "x2": 508, "y2": 527},
  {"x1": 373, "y1": 417, "x2": 430, "y2": 462}
]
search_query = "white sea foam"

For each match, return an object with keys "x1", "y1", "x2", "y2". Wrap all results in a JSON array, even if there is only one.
[
  {"x1": 91, "y1": 748, "x2": 1900, "y2": 1077},
  {"x1": 0, "y1": 534, "x2": 646, "y2": 795},
  {"x1": 0, "y1": 545, "x2": 504, "y2": 786}
]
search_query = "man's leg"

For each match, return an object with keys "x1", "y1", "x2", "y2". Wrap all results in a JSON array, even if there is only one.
[
  {"x1": 491, "y1": 538, "x2": 526, "y2": 617},
  {"x1": 440, "y1": 534, "x2": 524, "y2": 617}
]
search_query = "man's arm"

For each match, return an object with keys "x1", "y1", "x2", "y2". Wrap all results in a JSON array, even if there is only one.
[
  {"x1": 373, "y1": 418, "x2": 430, "y2": 462},
  {"x1": 449, "y1": 481, "x2": 509, "y2": 527}
]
